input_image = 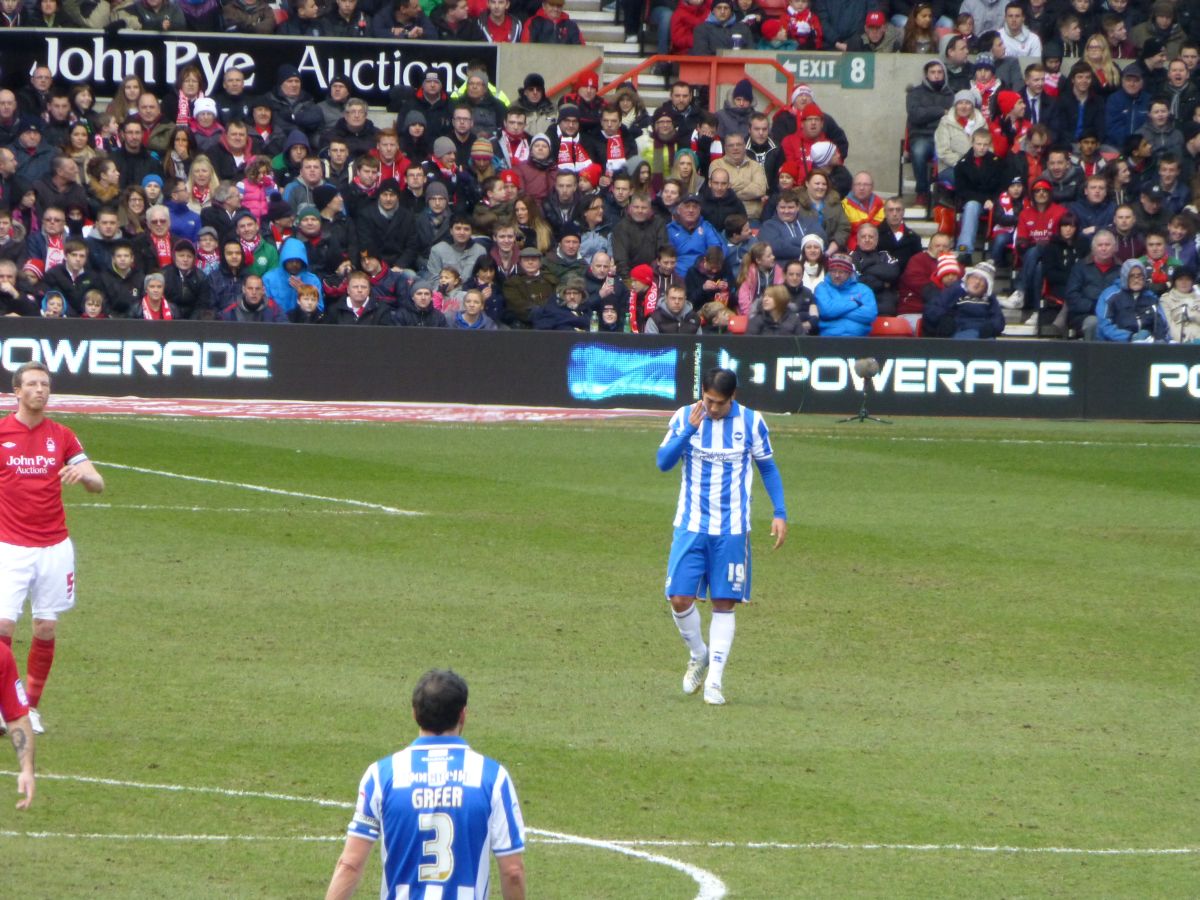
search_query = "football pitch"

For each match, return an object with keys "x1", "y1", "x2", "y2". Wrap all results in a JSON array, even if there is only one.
[{"x1": 2, "y1": 408, "x2": 1197, "y2": 898}]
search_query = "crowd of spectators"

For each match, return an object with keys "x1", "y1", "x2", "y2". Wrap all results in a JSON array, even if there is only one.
[
  {"x1": 1, "y1": 0, "x2": 1200, "y2": 341},
  {"x1": 899, "y1": 0, "x2": 1200, "y2": 339}
]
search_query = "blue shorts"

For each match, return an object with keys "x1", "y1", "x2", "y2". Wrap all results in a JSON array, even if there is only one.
[{"x1": 664, "y1": 527, "x2": 752, "y2": 602}]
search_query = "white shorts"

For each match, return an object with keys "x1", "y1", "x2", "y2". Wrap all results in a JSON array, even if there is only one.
[{"x1": 0, "y1": 538, "x2": 76, "y2": 623}]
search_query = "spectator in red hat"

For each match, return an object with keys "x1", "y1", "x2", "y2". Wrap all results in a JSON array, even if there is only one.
[
  {"x1": 1003, "y1": 176, "x2": 1066, "y2": 316},
  {"x1": 557, "y1": 72, "x2": 604, "y2": 134},
  {"x1": 757, "y1": 19, "x2": 796, "y2": 49},
  {"x1": 988, "y1": 89, "x2": 1029, "y2": 156},
  {"x1": 769, "y1": 84, "x2": 849, "y2": 161},
  {"x1": 847, "y1": 9, "x2": 901, "y2": 52},
  {"x1": 521, "y1": 0, "x2": 585, "y2": 44},
  {"x1": 779, "y1": 103, "x2": 827, "y2": 174}
]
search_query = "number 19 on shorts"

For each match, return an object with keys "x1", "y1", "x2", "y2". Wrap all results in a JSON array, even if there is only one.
[{"x1": 727, "y1": 563, "x2": 745, "y2": 585}]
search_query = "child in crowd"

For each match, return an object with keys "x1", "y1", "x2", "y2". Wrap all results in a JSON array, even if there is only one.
[
  {"x1": 434, "y1": 266, "x2": 466, "y2": 319},
  {"x1": 287, "y1": 284, "x2": 323, "y2": 323},
  {"x1": 758, "y1": 19, "x2": 797, "y2": 50},
  {"x1": 142, "y1": 174, "x2": 164, "y2": 206},
  {"x1": 41, "y1": 291, "x2": 66, "y2": 318},
  {"x1": 238, "y1": 156, "x2": 279, "y2": 221},
  {"x1": 81, "y1": 289, "x2": 107, "y2": 319},
  {"x1": 196, "y1": 227, "x2": 222, "y2": 273},
  {"x1": 989, "y1": 176, "x2": 1026, "y2": 267},
  {"x1": 1167, "y1": 214, "x2": 1199, "y2": 271},
  {"x1": 781, "y1": 0, "x2": 822, "y2": 50},
  {"x1": 954, "y1": 12, "x2": 976, "y2": 51}
]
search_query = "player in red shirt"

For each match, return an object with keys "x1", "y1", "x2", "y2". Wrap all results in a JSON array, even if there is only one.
[
  {"x1": 0, "y1": 360, "x2": 104, "y2": 735},
  {"x1": 0, "y1": 641, "x2": 35, "y2": 809}
]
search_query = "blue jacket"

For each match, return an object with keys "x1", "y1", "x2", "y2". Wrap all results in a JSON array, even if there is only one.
[
  {"x1": 757, "y1": 215, "x2": 824, "y2": 264},
  {"x1": 1095, "y1": 270, "x2": 1157, "y2": 341},
  {"x1": 261, "y1": 237, "x2": 323, "y2": 314},
  {"x1": 166, "y1": 199, "x2": 201, "y2": 244},
  {"x1": 813, "y1": 272, "x2": 877, "y2": 336},
  {"x1": 925, "y1": 283, "x2": 1006, "y2": 339},
  {"x1": 667, "y1": 219, "x2": 725, "y2": 278},
  {"x1": 1104, "y1": 89, "x2": 1150, "y2": 147}
]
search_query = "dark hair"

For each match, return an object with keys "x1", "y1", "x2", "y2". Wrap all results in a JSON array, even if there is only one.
[
  {"x1": 412, "y1": 669, "x2": 468, "y2": 734},
  {"x1": 702, "y1": 367, "x2": 738, "y2": 398}
]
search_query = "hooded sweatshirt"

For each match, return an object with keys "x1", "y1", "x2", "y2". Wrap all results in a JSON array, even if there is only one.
[{"x1": 261, "y1": 237, "x2": 324, "y2": 313}]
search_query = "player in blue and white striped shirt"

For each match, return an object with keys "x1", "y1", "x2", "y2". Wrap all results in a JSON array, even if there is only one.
[
  {"x1": 657, "y1": 368, "x2": 788, "y2": 706},
  {"x1": 326, "y1": 670, "x2": 526, "y2": 900}
]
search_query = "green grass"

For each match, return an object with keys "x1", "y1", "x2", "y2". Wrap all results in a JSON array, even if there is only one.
[{"x1": 1, "y1": 412, "x2": 1197, "y2": 898}]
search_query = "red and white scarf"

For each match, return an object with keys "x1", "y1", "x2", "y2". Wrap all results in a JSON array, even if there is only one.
[
  {"x1": 240, "y1": 234, "x2": 261, "y2": 257},
  {"x1": 503, "y1": 132, "x2": 529, "y2": 163},
  {"x1": 151, "y1": 232, "x2": 173, "y2": 268},
  {"x1": 43, "y1": 233, "x2": 65, "y2": 270},
  {"x1": 603, "y1": 133, "x2": 626, "y2": 174},
  {"x1": 192, "y1": 183, "x2": 211, "y2": 207},
  {"x1": 555, "y1": 129, "x2": 593, "y2": 174},
  {"x1": 141, "y1": 296, "x2": 173, "y2": 320}
]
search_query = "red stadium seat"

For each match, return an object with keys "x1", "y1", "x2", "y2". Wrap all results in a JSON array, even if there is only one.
[{"x1": 870, "y1": 316, "x2": 916, "y2": 337}]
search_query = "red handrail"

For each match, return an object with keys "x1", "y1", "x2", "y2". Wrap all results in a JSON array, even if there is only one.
[
  {"x1": 546, "y1": 54, "x2": 793, "y2": 117},
  {"x1": 545, "y1": 58, "x2": 603, "y2": 100}
]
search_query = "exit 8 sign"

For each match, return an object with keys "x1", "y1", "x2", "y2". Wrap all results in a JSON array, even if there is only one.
[{"x1": 776, "y1": 53, "x2": 874, "y2": 90}]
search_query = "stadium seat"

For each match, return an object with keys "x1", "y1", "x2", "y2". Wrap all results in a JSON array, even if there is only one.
[
  {"x1": 870, "y1": 316, "x2": 915, "y2": 337},
  {"x1": 727, "y1": 314, "x2": 748, "y2": 334}
]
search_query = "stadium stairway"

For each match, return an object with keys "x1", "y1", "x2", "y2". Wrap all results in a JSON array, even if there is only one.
[{"x1": 570, "y1": 0, "x2": 671, "y2": 109}]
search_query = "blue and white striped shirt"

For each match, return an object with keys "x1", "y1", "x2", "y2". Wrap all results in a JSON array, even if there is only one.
[
  {"x1": 347, "y1": 736, "x2": 525, "y2": 900},
  {"x1": 659, "y1": 401, "x2": 781, "y2": 535}
]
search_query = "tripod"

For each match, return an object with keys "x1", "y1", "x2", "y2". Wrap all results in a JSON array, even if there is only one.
[{"x1": 837, "y1": 381, "x2": 891, "y2": 424}]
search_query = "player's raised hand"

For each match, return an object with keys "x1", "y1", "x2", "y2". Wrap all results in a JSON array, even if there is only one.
[
  {"x1": 687, "y1": 401, "x2": 705, "y2": 428},
  {"x1": 770, "y1": 517, "x2": 787, "y2": 550}
]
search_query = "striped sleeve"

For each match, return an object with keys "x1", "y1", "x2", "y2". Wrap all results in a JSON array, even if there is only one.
[
  {"x1": 488, "y1": 762, "x2": 526, "y2": 857},
  {"x1": 347, "y1": 763, "x2": 382, "y2": 842},
  {"x1": 749, "y1": 409, "x2": 773, "y2": 460}
]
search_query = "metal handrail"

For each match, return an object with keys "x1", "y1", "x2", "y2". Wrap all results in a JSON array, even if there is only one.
[{"x1": 547, "y1": 54, "x2": 794, "y2": 116}]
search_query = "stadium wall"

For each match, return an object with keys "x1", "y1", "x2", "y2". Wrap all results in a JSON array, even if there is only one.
[{"x1": 2, "y1": 319, "x2": 1199, "y2": 421}]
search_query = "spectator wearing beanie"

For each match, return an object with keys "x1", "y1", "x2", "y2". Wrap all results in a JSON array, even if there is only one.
[
  {"x1": 692, "y1": 0, "x2": 754, "y2": 57},
  {"x1": 813, "y1": 251, "x2": 877, "y2": 336},
  {"x1": 717, "y1": 79, "x2": 757, "y2": 140}
]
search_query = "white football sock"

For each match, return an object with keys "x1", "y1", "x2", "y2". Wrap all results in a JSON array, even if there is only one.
[
  {"x1": 672, "y1": 604, "x2": 707, "y2": 660},
  {"x1": 707, "y1": 611, "x2": 736, "y2": 688}
]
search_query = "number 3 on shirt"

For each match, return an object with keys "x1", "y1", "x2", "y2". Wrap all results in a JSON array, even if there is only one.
[{"x1": 418, "y1": 812, "x2": 455, "y2": 882}]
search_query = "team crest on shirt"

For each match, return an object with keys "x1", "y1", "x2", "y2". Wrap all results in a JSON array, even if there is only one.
[
  {"x1": 45, "y1": 437, "x2": 56, "y2": 453},
  {"x1": 733, "y1": 431, "x2": 743, "y2": 441}
]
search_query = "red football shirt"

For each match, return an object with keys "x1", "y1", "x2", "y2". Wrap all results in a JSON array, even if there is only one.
[
  {"x1": 0, "y1": 643, "x2": 29, "y2": 723},
  {"x1": 0, "y1": 414, "x2": 86, "y2": 547}
]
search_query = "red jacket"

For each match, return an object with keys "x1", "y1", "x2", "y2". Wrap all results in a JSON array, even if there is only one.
[
  {"x1": 670, "y1": 0, "x2": 710, "y2": 54},
  {"x1": 1016, "y1": 202, "x2": 1065, "y2": 248}
]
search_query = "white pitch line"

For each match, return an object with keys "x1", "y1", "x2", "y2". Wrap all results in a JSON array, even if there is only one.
[
  {"x1": 597, "y1": 839, "x2": 1200, "y2": 857},
  {"x1": 810, "y1": 434, "x2": 1200, "y2": 450},
  {"x1": 95, "y1": 461, "x2": 422, "y2": 517},
  {"x1": 72, "y1": 503, "x2": 391, "y2": 516},
  {"x1": 0, "y1": 830, "x2": 342, "y2": 843},
  {"x1": 531, "y1": 828, "x2": 726, "y2": 898},
  {"x1": 0, "y1": 772, "x2": 728, "y2": 899}
]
